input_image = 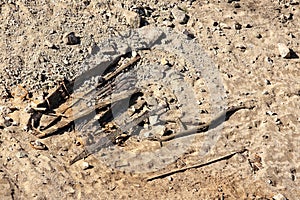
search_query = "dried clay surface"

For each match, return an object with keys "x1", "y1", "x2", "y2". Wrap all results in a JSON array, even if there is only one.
[{"x1": 0, "y1": 1, "x2": 299, "y2": 199}]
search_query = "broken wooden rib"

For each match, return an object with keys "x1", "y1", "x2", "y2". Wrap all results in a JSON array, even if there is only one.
[
  {"x1": 148, "y1": 105, "x2": 253, "y2": 145},
  {"x1": 28, "y1": 54, "x2": 141, "y2": 138}
]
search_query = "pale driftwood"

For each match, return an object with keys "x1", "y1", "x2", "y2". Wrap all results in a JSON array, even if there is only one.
[
  {"x1": 146, "y1": 149, "x2": 247, "y2": 181},
  {"x1": 34, "y1": 88, "x2": 139, "y2": 138},
  {"x1": 69, "y1": 110, "x2": 149, "y2": 165},
  {"x1": 148, "y1": 105, "x2": 253, "y2": 145},
  {"x1": 29, "y1": 54, "x2": 141, "y2": 138}
]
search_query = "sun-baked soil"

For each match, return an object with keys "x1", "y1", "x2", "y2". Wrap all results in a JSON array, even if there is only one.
[{"x1": 0, "y1": 1, "x2": 299, "y2": 199}]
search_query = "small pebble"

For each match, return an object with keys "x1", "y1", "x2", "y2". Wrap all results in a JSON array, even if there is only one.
[
  {"x1": 234, "y1": 3, "x2": 241, "y2": 8},
  {"x1": 161, "y1": 58, "x2": 169, "y2": 66},
  {"x1": 12, "y1": 121, "x2": 18, "y2": 126},
  {"x1": 245, "y1": 24, "x2": 252, "y2": 28},
  {"x1": 277, "y1": 43, "x2": 291, "y2": 58},
  {"x1": 275, "y1": 118, "x2": 282, "y2": 125},
  {"x1": 235, "y1": 22, "x2": 242, "y2": 30},
  {"x1": 265, "y1": 79, "x2": 271, "y2": 85},
  {"x1": 219, "y1": 22, "x2": 231, "y2": 29},
  {"x1": 0, "y1": 117, "x2": 5, "y2": 129},
  {"x1": 262, "y1": 90, "x2": 269, "y2": 95},
  {"x1": 124, "y1": 10, "x2": 141, "y2": 28},
  {"x1": 4, "y1": 117, "x2": 12, "y2": 127},
  {"x1": 171, "y1": 7, "x2": 189, "y2": 24},
  {"x1": 16, "y1": 151, "x2": 28, "y2": 158},
  {"x1": 265, "y1": 57, "x2": 273, "y2": 64},
  {"x1": 132, "y1": 51, "x2": 138, "y2": 57},
  {"x1": 44, "y1": 40, "x2": 58, "y2": 49},
  {"x1": 162, "y1": 20, "x2": 174, "y2": 27},
  {"x1": 149, "y1": 115, "x2": 158, "y2": 125},
  {"x1": 266, "y1": 111, "x2": 277, "y2": 116},
  {"x1": 213, "y1": 21, "x2": 218, "y2": 26},
  {"x1": 272, "y1": 193, "x2": 287, "y2": 200},
  {"x1": 64, "y1": 32, "x2": 80, "y2": 45},
  {"x1": 235, "y1": 44, "x2": 246, "y2": 51},
  {"x1": 256, "y1": 33, "x2": 262, "y2": 38},
  {"x1": 82, "y1": 161, "x2": 90, "y2": 170}
]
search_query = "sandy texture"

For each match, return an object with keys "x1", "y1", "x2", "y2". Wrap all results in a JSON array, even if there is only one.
[{"x1": 0, "y1": 0, "x2": 299, "y2": 199}]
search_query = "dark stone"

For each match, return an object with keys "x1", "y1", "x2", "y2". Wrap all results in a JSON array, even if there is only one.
[
  {"x1": 235, "y1": 23, "x2": 242, "y2": 30},
  {"x1": 65, "y1": 32, "x2": 81, "y2": 45}
]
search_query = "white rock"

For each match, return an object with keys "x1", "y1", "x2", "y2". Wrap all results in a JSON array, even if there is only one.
[
  {"x1": 277, "y1": 43, "x2": 291, "y2": 58},
  {"x1": 132, "y1": 51, "x2": 138, "y2": 57},
  {"x1": 149, "y1": 115, "x2": 158, "y2": 125},
  {"x1": 219, "y1": 22, "x2": 231, "y2": 29},
  {"x1": 82, "y1": 161, "x2": 90, "y2": 170},
  {"x1": 16, "y1": 151, "x2": 27, "y2": 158},
  {"x1": 0, "y1": 117, "x2": 5, "y2": 128},
  {"x1": 161, "y1": 58, "x2": 169, "y2": 65},
  {"x1": 163, "y1": 20, "x2": 174, "y2": 27},
  {"x1": 171, "y1": 7, "x2": 189, "y2": 24},
  {"x1": 272, "y1": 193, "x2": 287, "y2": 200},
  {"x1": 12, "y1": 121, "x2": 18, "y2": 126},
  {"x1": 235, "y1": 43, "x2": 246, "y2": 50},
  {"x1": 151, "y1": 125, "x2": 165, "y2": 136},
  {"x1": 265, "y1": 57, "x2": 273, "y2": 64},
  {"x1": 44, "y1": 40, "x2": 54, "y2": 48}
]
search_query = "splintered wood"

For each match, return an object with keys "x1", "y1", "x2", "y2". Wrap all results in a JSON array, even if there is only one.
[
  {"x1": 27, "y1": 54, "x2": 142, "y2": 139},
  {"x1": 24, "y1": 49, "x2": 251, "y2": 167}
]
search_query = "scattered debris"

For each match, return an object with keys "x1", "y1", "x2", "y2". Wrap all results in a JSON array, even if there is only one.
[{"x1": 148, "y1": 106, "x2": 253, "y2": 145}]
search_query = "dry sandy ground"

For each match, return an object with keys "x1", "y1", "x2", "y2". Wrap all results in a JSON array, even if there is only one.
[{"x1": 0, "y1": 0, "x2": 299, "y2": 199}]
